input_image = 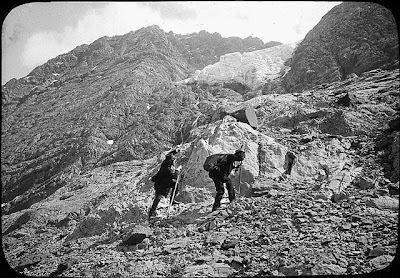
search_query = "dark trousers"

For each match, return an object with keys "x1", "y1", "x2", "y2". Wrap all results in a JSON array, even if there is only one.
[
  {"x1": 149, "y1": 188, "x2": 175, "y2": 215},
  {"x1": 211, "y1": 175, "x2": 235, "y2": 211}
]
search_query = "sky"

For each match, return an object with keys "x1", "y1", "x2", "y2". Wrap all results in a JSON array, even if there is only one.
[{"x1": 1, "y1": 1, "x2": 342, "y2": 85}]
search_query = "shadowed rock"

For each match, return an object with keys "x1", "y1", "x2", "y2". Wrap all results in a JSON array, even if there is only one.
[
  {"x1": 227, "y1": 106, "x2": 259, "y2": 129},
  {"x1": 122, "y1": 225, "x2": 153, "y2": 245}
]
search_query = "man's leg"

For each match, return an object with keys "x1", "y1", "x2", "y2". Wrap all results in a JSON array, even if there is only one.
[
  {"x1": 225, "y1": 178, "x2": 236, "y2": 203},
  {"x1": 212, "y1": 177, "x2": 225, "y2": 211},
  {"x1": 149, "y1": 193, "x2": 162, "y2": 219}
]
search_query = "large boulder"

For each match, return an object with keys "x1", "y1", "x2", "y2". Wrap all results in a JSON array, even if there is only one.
[
  {"x1": 181, "y1": 116, "x2": 353, "y2": 199},
  {"x1": 181, "y1": 116, "x2": 288, "y2": 194},
  {"x1": 290, "y1": 137, "x2": 351, "y2": 181}
]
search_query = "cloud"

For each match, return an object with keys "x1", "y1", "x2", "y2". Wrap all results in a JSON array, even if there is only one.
[
  {"x1": 142, "y1": 2, "x2": 198, "y2": 21},
  {"x1": 20, "y1": 3, "x2": 156, "y2": 70},
  {"x1": 21, "y1": 31, "x2": 73, "y2": 69}
]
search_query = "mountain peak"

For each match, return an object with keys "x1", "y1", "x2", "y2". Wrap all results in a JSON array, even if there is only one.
[{"x1": 282, "y1": 2, "x2": 398, "y2": 93}]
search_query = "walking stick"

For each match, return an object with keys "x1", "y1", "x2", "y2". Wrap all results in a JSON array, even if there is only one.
[
  {"x1": 238, "y1": 162, "x2": 243, "y2": 196},
  {"x1": 238, "y1": 142, "x2": 244, "y2": 196},
  {"x1": 167, "y1": 170, "x2": 181, "y2": 219}
]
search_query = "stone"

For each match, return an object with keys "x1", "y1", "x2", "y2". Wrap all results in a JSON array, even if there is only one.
[
  {"x1": 351, "y1": 215, "x2": 363, "y2": 222},
  {"x1": 183, "y1": 262, "x2": 235, "y2": 277},
  {"x1": 339, "y1": 223, "x2": 352, "y2": 231},
  {"x1": 271, "y1": 207, "x2": 284, "y2": 215},
  {"x1": 205, "y1": 232, "x2": 227, "y2": 246},
  {"x1": 331, "y1": 192, "x2": 349, "y2": 203},
  {"x1": 121, "y1": 225, "x2": 153, "y2": 245},
  {"x1": 229, "y1": 256, "x2": 244, "y2": 270},
  {"x1": 227, "y1": 106, "x2": 259, "y2": 129},
  {"x1": 355, "y1": 177, "x2": 375, "y2": 190},
  {"x1": 365, "y1": 196, "x2": 399, "y2": 211},
  {"x1": 369, "y1": 255, "x2": 394, "y2": 270},
  {"x1": 221, "y1": 238, "x2": 238, "y2": 250},
  {"x1": 311, "y1": 263, "x2": 347, "y2": 275},
  {"x1": 278, "y1": 265, "x2": 303, "y2": 276},
  {"x1": 182, "y1": 116, "x2": 272, "y2": 190},
  {"x1": 213, "y1": 263, "x2": 235, "y2": 277},
  {"x1": 182, "y1": 264, "x2": 215, "y2": 277},
  {"x1": 164, "y1": 238, "x2": 191, "y2": 251},
  {"x1": 368, "y1": 247, "x2": 385, "y2": 258},
  {"x1": 336, "y1": 92, "x2": 355, "y2": 107}
]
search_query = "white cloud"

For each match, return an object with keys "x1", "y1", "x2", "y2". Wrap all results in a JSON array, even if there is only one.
[{"x1": 22, "y1": 31, "x2": 71, "y2": 68}]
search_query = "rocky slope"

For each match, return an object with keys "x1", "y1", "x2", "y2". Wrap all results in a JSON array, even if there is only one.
[
  {"x1": 2, "y1": 67, "x2": 399, "y2": 277},
  {"x1": 2, "y1": 4, "x2": 400, "y2": 277},
  {"x1": 282, "y1": 2, "x2": 398, "y2": 94}
]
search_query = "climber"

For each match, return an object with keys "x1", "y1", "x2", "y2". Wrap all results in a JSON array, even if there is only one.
[
  {"x1": 148, "y1": 149, "x2": 182, "y2": 220},
  {"x1": 206, "y1": 150, "x2": 246, "y2": 212}
]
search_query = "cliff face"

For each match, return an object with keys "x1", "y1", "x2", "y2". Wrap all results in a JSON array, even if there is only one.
[{"x1": 282, "y1": 2, "x2": 398, "y2": 94}]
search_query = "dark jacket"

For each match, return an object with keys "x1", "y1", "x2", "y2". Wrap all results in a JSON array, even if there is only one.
[
  {"x1": 152, "y1": 155, "x2": 178, "y2": 196},
  {"x1": 209, "y1": 154, "x2": 239, "y2": 180}
]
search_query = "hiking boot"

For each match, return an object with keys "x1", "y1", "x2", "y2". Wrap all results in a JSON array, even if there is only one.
[{"x1": 148, "y1": 210, "x2": 156, "y2": 220}]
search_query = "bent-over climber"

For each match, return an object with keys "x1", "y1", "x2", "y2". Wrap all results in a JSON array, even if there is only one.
[
  {"x1": 148, "y1": 149, "x2": 181, "y2": 220},
  {"x1": 205, "y1": 150, "x2": 245, "y2": 212}
]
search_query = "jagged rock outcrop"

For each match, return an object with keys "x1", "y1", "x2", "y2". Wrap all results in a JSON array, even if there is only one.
[{"x1": 282, "y1": 2, "x2": 398, "y2": 93}]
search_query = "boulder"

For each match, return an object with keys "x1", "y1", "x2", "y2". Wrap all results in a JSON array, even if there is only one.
[
  {"x1": 290, "y1": 138, "x2": 350, "y2": 181},
  {"x1": 183, "y1": 263, "x2": 234, "y2": 278},
  {"x1": 365, "y1": 196, "x2": 399, "y2": 211},
  {"x1": 369, "y1": 255, "x2": 394, "y2": 270},
  {"x1": 226, "y1": 106, "x2": 258, "y2": 129},
  {"x1": 311, "y1": 263, "x2": 347, "y2": 275},
  {"x1": 368, "y1": 247, "x2": 385, "y2": 258},
  {"x1": 336, "y1": 92, "x2": 357, "y2": 107},
  {"x1": 121, "y1": 225, "x2": 153, "y2": 245},
  {"x1": 355, "y1": 177, "x2": 376, "y2": 190},
  {"x1": 182, "y1": 116, "x2": 286, "y2": 190}
]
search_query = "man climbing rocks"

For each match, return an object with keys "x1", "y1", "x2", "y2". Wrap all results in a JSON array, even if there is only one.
[
  {"x1": 206, "y1": 150, "x2": 246, "y2": 212},
  {"x1": 148, "y1": 149, "x2": 181, "y2": 220}
]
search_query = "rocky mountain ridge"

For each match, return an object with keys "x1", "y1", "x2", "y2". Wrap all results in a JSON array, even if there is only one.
[{"x1": 282, "y1": 2, "x2": 398, "y2": 94}]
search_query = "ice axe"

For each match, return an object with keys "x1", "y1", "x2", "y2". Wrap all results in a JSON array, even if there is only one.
[{"x1": 237, "y1": 142, "x2": 244, "y2": 196}]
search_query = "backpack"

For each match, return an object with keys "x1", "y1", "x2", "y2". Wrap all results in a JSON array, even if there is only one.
[{"x1": 203, "y1": 154, "x2": 228, "y2": 172}]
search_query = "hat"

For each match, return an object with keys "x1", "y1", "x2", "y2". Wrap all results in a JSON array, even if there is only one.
[{"x1": 234, "y1": 150, "x2": 245, "y2": 160}]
